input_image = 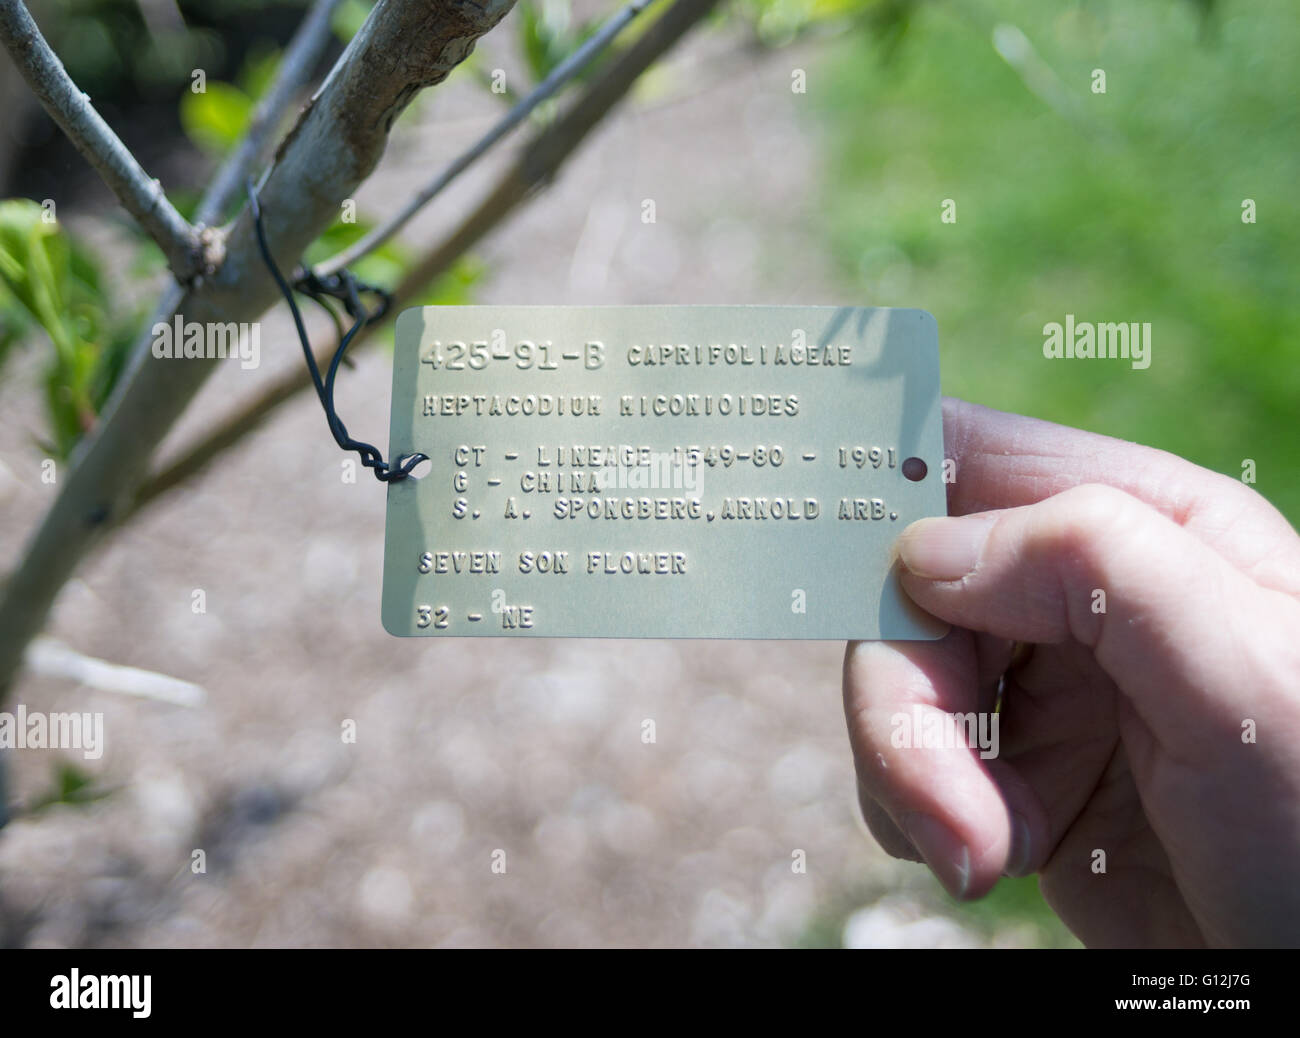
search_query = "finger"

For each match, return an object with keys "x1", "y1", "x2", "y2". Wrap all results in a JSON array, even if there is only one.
[
  {"x1": 1037, "y1": 746, "x2": 1206, "y2": 948},
  {"x1": 990, "y1": 642, "x2": 1124, "y2": 866},
  {"x1": 940, "y1": 397, "x2": 1300, "y2": 594},
  {"x1": 856, "y1": 779, "x2": 921, "y2": 864},
  {"x1": 843, "y1": 633, "x2": 1050, "y2": 898},
  {"x1": 896, "y1": 482, "x2": 1298, "y2": 749}
]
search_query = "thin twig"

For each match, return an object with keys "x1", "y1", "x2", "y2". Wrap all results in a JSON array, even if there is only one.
[
  {"x1": 396, "y1": 0, "x2": 723, "y2": 296},
  {"x1": 195, "y1": 0, "x2": 345, "y2": 228},
  {"x1": 127, "y1": 0, "x2": 722, "y2": 520},
  {"x1": 0, "y1": 0, "x2": 201, "y2": 281},
  {"x1": 317, "y1": 0, "x2": 659, "y2": 276},
  {"x1": 26, "y1": 637, "x2": 205, "y2": 707}
]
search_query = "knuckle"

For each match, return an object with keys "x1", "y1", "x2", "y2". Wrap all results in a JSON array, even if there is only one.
[
  {"x1": 1030, "y1": 486, "x2": 1147, "y2": 632},
  {"x1": 1044, "y1": 484, "x2": 1136, "y2": 565}
]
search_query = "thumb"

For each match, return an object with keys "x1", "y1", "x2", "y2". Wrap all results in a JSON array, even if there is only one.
[{"x1": 894, "y1": 482, "x2": 1280, "y2": 740}]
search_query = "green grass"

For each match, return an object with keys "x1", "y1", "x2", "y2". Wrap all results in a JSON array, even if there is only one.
[
  {"x1": 807, "y1": 0, "x2": 1298, "y2": 947},
  {"x1": 813, "y1": 0, "x2": 1300, "y2": 521},
  {"x1": 794, "y1": 874, "x2": 1079, "y2": 948},
  {"x1": 954, "y1": 874, "x2": 1079, "y2": 949}
]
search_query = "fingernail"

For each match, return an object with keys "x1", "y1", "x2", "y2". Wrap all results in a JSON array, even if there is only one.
[
  {"x1": 1004, "y1": 812, "x2": 1033, "y2": 877},
  {"x1": 903, "y1": 812, "x2": 970, "y2": 899},
  {"x1": 897, "y1": 515, "x2": 997, "y2": 581}
]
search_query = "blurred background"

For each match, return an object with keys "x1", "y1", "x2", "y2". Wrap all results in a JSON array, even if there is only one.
[{"x1": 0, "y1": 0, "x2": 1294, "y2": 947}]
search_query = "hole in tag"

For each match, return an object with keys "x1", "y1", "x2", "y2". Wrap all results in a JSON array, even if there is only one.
[
  {"x1": 406, "y1": 457, "x2": 433, "y2": 480},
  {"x1": 902, "y1": 457, "x2": 928, "y2": 482}
]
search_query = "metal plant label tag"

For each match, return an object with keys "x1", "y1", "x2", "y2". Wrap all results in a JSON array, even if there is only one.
[{"x1": 382, "y1": 305, "x2": 947, "y2": 640}]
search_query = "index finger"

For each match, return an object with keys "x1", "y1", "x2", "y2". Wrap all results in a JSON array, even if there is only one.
[{"x1": 941, "y1": 397, "x2": 1300, "y2": 593}]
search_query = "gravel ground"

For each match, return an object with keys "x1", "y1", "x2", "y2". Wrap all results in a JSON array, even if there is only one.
[{"x1": 0, "y1": 19, "x2": 1001, "y2": 948}]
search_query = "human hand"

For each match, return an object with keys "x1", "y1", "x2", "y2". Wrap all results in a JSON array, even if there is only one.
[{"x1": 843, "y1": 397, "x2": 1300, "y2": 947}]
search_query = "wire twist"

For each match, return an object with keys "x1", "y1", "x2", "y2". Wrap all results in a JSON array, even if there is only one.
[{"x1": 247, "y1": 179, "x2": 426, "y2": 482}]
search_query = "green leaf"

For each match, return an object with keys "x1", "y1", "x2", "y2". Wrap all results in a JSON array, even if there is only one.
[
  {"x1": 516, "y1": 0, "x2": 604, "y2": 85},
  {"x1": 0, "y1": 277, "x2": 30, "y2": 373},
  {"x1": 738, "y1": 0, "x2": 893, "y2": 46},
  {"x1": 237, "y1": 44, "x2": 282, "y2": 102},
  {"x1": 25, "y1": 762, "x2": 113, "y2": 815},
  {"x1": 0, "y1": 199, "x2": 76, "y2": 357},
  {"x1": 0, "y1": 198, "x2": 129, "y2": 458},
  {"x1": 411, "y1": 256, "x2": 485, "y2": 308},
  {"x1": 303, "y1": 215, "x2": 411, "y2": 285},
  {"x1": 332, "y1": 0, "x2": 375, "y2": 42},
  {"x1": 180, "y1": 81, "x2": 255, "y2": 157}
]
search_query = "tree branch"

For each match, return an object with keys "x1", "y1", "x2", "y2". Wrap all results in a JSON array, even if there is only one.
[
  {"x1": 127, "y1": 0, "x2": 722, "y2": 523},
  {"x1": 195, "y1": 0, "x2": 347, "y2": 229},
  {"x1": 394, "y1": 0, "x2": 723, "y2": 298},
  {"x1": 318, "y1": 0, "x2": 659, "y2": 276},
  {"x1": 130, "y1": 337, "x2": 336, "y2": 515},
  {"x1": 0, "y1": 0, "x2": 517, "y2": 696},
  {"x1": 0, "y1": 0, "x2": 203, "y2": 281}
]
